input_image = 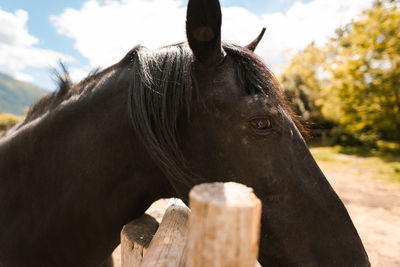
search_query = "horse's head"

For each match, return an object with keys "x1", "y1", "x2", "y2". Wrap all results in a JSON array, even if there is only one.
[
  {"x1": 177, "y1": 0, "x2": 369, "y2": 266},
  {"x1": 125, "y1": 0, "x2": 370, "y2": 266}
]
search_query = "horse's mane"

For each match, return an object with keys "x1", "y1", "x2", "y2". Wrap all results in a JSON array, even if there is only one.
[
  {"x1": 22, "y1": 42, "x2": 303, "y2": 189},
  {"x1": 23, "y1": 64, "x2": 116, "y2": 124}
]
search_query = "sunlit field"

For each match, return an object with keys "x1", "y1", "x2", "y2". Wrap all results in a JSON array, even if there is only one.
[
  {"x1": 311, "y1": 146, "x2": 400, "y2": 267},
  {"x1": 311, "y1": 146, "x2": 400, "y2": 185}
]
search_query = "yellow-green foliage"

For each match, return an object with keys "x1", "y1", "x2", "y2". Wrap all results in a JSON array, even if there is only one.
[
  {"x1": 280, "y1": 43, "x2": 329, "y2": 127},
  {"x1": 281, "y1": 0, "x2": 400, "y2": 144},
  {"x1": 326, "y1": 0, "x2": 400, "y2": 142},
  {"x1": 0, "y1": 113, "x2": 23, "y2": 131}
]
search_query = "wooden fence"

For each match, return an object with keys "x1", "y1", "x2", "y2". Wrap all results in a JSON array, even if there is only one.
[{"x1": 120, "y1": 182, "x2": 262, "y2": 267}]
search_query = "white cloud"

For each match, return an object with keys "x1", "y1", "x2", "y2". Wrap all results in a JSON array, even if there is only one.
[
  {"x1": 51, "y1": 0, "x2": 375, "y2": 74},
  {"x1": 51, "y1": 0, "x2": 186, "y2": 68},
  {"x1": 14, "y1": 71, "x2": 34, "y2": 83},
  {"x1": 0, "y1": 9, "x2": 37, "y2": 46},
  {"x1": 69, "y1": 66, "x2": 92, "y2": 83},
  {"x1": 257, "y1": 0, "x2": 375, "y2": 71},
  {"x1": 0, "y1": 8, "x2": 73, "y2": 83}
]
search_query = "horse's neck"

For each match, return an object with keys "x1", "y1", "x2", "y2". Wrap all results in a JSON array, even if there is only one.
[{"x1": 0, "y1": 69, "x2": 173, "y2": 265}]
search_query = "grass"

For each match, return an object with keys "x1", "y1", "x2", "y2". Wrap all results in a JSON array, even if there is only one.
[
  {"x1": 0, "y1": 113, "x2": 23, "y2": 131},
  {"x1": 310, "y1": 146, "x2": 400, "y2": 185},
  {"x1": 337, "y1": 141, "x2": 400, "y2": 162}
]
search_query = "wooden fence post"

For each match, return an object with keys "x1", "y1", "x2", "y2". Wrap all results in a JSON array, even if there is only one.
[
  {"x1": 187, "y1": 182, "x2": 262, "y2": 267},
  {"x1": 139, "y1": 203, "x2": 190, "y2": 267},
  {"x1": 121, "y1": 214, "x2": 159, "y2": 267}
]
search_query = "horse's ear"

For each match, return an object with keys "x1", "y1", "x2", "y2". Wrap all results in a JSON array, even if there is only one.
[
  {"x1": 245, "y1": 28, "x2": 266, "y2": 52},
  {"x1": 186, "y1": 0, "x2": 225, "y2": 66}
]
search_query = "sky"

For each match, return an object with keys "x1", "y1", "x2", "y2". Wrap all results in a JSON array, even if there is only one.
[{"x1": 0, "y1": 0, "x2": 375, "y2": 91}]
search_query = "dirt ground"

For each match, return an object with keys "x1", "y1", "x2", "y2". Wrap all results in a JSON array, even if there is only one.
[
  {"x1": 319, "y1": 154, "x2": 400, "y2": 267},
  {"x1": 112, "y1": 153, "x2": 400, "y2": 267}
]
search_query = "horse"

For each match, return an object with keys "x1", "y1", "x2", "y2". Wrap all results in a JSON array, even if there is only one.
[{"x1": 0, "y1": 0, "x2": 370, "y2": 266}]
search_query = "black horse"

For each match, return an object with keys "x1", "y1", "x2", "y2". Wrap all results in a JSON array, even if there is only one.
[{"x1": 0, "y1": 0, "x2": 370, "y2": 266}]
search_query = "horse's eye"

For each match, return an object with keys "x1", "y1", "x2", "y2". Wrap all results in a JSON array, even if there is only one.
[{"x1": 250, "y1": 119, "x2": 272, "y2": 130}]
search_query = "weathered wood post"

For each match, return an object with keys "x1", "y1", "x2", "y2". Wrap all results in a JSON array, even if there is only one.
[
  {"x1": 187, "y1": 182, "x2": 262, "y2": 267},
  {"x1": 121, "y1": 214, "x2": 159, "y2": 267},
  {"x1": 139, "y1": 202, "x2": 190, "y2": 267}
]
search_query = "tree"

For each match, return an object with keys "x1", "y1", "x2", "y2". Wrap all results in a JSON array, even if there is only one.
[
  {"x1": 325, "y1": 0, "x2": 400, "y2": 143},
  {"x1": 280, "y1": 43, "x2": 332, "y2": 129}
]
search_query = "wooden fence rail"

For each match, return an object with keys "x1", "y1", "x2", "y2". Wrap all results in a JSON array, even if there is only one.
[{"x1": 121, "y1": 182, "x2": 262, "y2": 267}]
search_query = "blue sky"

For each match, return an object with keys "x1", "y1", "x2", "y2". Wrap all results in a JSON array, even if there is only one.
[
  {"x1": 0, "y1": 0, "x2": 90, "y2": 89},
  {"x1": 0, "y1": 0, "x2": 373, "y2": 91}
]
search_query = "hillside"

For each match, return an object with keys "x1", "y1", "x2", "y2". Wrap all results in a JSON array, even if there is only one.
[{"x1": 0, "y1": 73, "x2": 47, "y2": 115}]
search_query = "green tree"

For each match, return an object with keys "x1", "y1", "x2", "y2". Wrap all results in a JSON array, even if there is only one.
[
  {"x1": 280, "y1": 43, "x2": 331, "y2": 129},
  {"x1": 325, "y1": 0, "x2": 400, "y2": 143}
]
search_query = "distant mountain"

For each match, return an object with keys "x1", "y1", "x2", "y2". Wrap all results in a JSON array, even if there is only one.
[{"x1": 0, "y1": 73, "x2": 47, "y2": 115}]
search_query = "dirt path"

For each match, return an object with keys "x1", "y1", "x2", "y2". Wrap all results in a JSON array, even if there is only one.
[
  {"x1": 319, "y1": 154, "x2": 400, "y2": 267},
  {"x1": 113, "y1": 153, "x2": 400, "y2": 266}
]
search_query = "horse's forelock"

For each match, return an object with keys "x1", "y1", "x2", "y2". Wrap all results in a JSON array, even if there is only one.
[{"x1": 128, "y1": 44, "x2": 198, "y2": 192}]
